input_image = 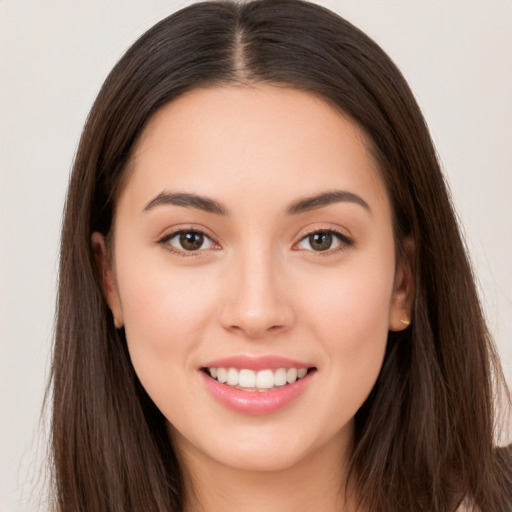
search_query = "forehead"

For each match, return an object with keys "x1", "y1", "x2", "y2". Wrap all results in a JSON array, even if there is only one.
[{"x1": 121, "y1": 85, "x2": 389, "y2": 216}]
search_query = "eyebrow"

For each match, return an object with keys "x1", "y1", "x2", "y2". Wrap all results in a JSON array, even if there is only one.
[
  {"x1": 143, "y1": 192, "x2": 229, "y2": 215},
  {"x1": 286, "y1": 190, "x2": 371, "y2": 215},
  {"x1": 143, "y1": 189, "x2": 371, "y2": 216}
]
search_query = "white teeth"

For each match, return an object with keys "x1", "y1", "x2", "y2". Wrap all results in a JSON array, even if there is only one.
[
  {"x1": 238, "y1": 369, "x2": 256, "y2": 387},
  {"x1": 274, "y1": 368, "x2": 287, "y2": 386},
  {"x1": 217, "y1": 367, "x2": 227, "y2": 383},
  {"x1": 207, "y1": 366, "x2": 310, "y2": 390},
  {"x1": 256, "y1": 369, "x2": 274, "y2": 389},
  {"x1": 227, "y1": 368, "x2": 239, "y2": 386},
  {"x1": 286, "y1": 368, "x2": 297, "y2": 384}
]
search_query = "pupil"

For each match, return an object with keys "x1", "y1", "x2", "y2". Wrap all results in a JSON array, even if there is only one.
[
  {"x1": 310, "y1": 232, "x2": 332, "y2": 251},
  {"x1": 180, "y1": 232, "x2": 203, "y2": 250}
]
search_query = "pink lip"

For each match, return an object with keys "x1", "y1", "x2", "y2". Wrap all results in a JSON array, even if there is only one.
[
  {"x1": 201, "y1": 355, "x2": 313, "y2": 371},
  {"x1": 199, "y1": 368, "x2": 316, "y2": 416}
]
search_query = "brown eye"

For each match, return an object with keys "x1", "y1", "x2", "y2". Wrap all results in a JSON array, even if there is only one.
[
  {"x1": 308, "y1": 231, "x2": 333, "y2": 251},
  {"x1": 161, "y1": 230, "x2": 216, "y2": 253},
  {"x1": 295, "y1": 229, "x2": 352, "y2": 253},
  {"x1": 179, "y1": 231, "x2": 204, "y2": 251}
]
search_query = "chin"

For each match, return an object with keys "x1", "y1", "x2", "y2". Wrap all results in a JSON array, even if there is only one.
[
  {"x1": 168, "y1": 417, "x2": 352, "y2": 475},
  {"x1": 221, "y1": 444, "x2": 311, "y2": 473}
]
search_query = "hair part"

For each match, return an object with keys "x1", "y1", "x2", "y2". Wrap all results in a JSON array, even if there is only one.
[{"x1": 50, "y1": 1, "x2": 512, "y2": 511}]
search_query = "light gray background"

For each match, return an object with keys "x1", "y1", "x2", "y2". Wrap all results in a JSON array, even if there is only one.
[{"x1": 1, "y1": 1, "x2": 511, "y2": 510}]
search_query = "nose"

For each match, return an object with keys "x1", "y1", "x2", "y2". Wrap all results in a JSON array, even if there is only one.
[{"x1": 219, "y1": 248, "x2": 295, "y2": 339}]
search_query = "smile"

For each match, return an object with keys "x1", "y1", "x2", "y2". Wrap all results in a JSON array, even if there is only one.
[
  {"x1": 206, "y1": 367, "x2": 310, "y2": 391},
  {"x1": 200, "y1": 357, "x2": 317, "y2": 415}
]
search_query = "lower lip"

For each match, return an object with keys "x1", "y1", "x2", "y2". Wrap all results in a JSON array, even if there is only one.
[{"x1": 200, "y1": 370, "x2": 315, "y2": 415}]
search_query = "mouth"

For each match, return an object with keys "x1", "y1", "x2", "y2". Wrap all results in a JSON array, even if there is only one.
[
  {"x1": 202, "y1": 366, "x2": 316, "y2": 392},
  {"x1": 199, "y1": 355, "x2": 317, "y2": 414}
]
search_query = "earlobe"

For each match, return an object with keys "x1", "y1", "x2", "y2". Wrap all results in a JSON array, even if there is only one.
[
  {"x1": 389, "y1": 237, "x2": 415, "y2": 332},
  {"x1": 91, "y1": 232, "x2": 124, "y2": 329}
]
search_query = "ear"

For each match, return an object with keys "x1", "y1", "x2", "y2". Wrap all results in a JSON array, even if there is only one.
[
  {"x1": 389, "y1": 236, "x2": 415, "y2": 332},
  {"x1": 91, "y1": 232, "x2": 124, "y2": 329}
]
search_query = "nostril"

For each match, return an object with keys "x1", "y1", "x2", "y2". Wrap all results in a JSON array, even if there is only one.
[{"x1": 224, "y1": 322, "x2": 287, "y2": 338}]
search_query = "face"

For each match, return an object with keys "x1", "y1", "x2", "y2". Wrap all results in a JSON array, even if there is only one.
[{"x1": 94, "y1": 86, "x2": 412, "y2": 474}]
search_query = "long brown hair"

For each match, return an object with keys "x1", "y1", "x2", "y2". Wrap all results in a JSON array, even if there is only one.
[{"x1": 50, "y1": 1, "x2": 512, "y2": 511}]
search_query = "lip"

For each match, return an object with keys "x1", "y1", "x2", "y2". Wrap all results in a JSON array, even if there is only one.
[
  {"x1": 201, "y1": 354, "x2": 313, "y2": 371},
  {"x1": 199, "y1": 355, "x2": 316, "y2": 415}
]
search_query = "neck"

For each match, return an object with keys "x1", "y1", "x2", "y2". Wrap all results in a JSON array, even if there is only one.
[{"x1": 173, "y1": 426, "x2": 358, "y2": 512}]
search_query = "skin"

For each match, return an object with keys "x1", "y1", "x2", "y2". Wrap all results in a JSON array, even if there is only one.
[{"x1": 93, "y1": 85, "x2": 413, "y2": 512}]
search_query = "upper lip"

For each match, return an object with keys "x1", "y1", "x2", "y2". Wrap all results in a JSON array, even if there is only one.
[{"x1": 201, "y1": 355, "x2": 314, "y2": 371}]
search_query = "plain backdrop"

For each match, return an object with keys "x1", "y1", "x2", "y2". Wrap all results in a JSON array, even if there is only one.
[{"x1": 1, "y1": 1, "x2": 511, "y2": 511}]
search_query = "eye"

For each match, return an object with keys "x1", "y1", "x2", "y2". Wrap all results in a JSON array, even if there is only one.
[
  {"x1": 295, "y1": 229, "x2": 352, "y2": 252},
  {"x1": 159, "y1": 229, "x2": 217, "y2": 253}
]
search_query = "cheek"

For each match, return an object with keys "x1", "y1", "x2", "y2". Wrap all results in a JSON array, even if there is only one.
[
  {"x1": 115, "y1": 260, "x2": 218, "y2": 398},
  {"x1": 120, "y1": 258, "x2": 216, "y2": 339},
  {"x1": 317, "y1": 285, "x2": 390, "y2": 371},
  {"x1": 299, "y1": 256, "x2": 394, "y2": 402},
  {"x1": 303, "y1": 258, "x2": 394, "y2": 341}
]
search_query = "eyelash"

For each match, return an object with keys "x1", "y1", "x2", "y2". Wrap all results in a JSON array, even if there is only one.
[
  {"x1": 157, "y1": 228, "x2": 354, "y2": 256},
  {"x1": 293, "y1": 228, "x2": 354, "y2": 255},
  {"x1": 157, "y1": 229, "x2": 219, "y2": 257}
]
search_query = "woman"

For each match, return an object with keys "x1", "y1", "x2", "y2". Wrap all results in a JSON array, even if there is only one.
[{"x1": 50, "y1": 1, "x2": 512, "y2": 511}]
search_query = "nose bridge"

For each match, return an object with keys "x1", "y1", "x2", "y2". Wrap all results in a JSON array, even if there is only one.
[{"x1": 220, "y1": 240, "x2": 293, "y2": 337}]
